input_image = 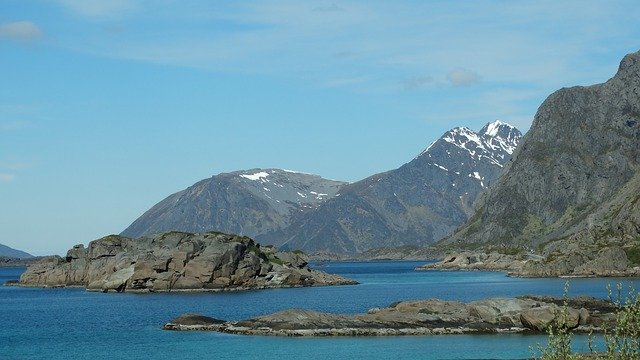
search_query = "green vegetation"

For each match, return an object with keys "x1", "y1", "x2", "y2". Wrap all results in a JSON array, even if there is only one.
[
  {"x1": 624, "y1": 246, "x2": 640, "y2": 266},
  {"x1": 268, "y1": 255, "x2": 284, "y2": 265},
  {"x1": 534, "y1": 283, "x2": 640, "y2": 360},
  {"x1": 523, "y1": 214, "x2": 545, "y2": 236},
  {"x1": 292, "y1": 249, "x2": 305, "y2": 255},
  {"x1": 248, "y1": 243, "x2": 261, "y2": 254}
]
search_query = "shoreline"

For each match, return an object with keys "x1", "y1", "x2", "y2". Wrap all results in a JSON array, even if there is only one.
[{"x1": 163, "y1": 295, "x2": 617, "y2": 337}]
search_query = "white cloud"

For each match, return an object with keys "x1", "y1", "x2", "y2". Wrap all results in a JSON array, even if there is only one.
[
  {"x1": 56, "y1": 0, "x2": 138, "y2": 19},
  {"x1": 0, "y1": 173, "x2": 15, "y2": 182},
  {"x1": 401, "y1": 75, "x2": 434, "y2": 90},
  {"x1": 50, "y1": 0, "x2": 640, "y2": 127},
  {"x1": 0, "y1": 21, "x2": 42, "y2": 41},
  {"x1": 447, "y1": 68, "x2": 481, "y2": 87}
]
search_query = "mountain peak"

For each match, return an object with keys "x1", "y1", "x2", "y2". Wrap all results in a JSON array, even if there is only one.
[
  {"x1": 419, "y1": 121, "x2": 522, "y2": 158},
  {"x1": 478, "y1": 120, "x2": 522, "y2": 155},
  {"x1": 479, "y1": 120, "x2": 513, "y2": 137}
]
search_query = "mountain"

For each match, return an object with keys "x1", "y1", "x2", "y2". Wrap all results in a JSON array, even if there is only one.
[
  {"x1": 442, "y1": 50, "x2": 640, "y2": 251},
  {"x1": 0, "y1": 243, "x2": 33, "y2": 259},
  {"x1": 266, "y1": 120, "x2": 522, "y2": 254},
  {"x1": 121, "y1": 169, "x2": 346, "y2": 239}
]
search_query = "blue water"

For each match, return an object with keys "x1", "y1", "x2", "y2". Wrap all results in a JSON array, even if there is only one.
[{"x1": 1, "y1": 261, "x2": 638, "y2": 360}]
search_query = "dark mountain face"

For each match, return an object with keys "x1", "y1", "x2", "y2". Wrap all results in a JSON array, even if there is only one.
[
  {"x1": 0, "y1": 243, "x2": 33, "y2": 259},
  {"x1": 267, "y1": 121, "x2": 522, "y2": 254},
  {"x1": 121, "y1": 169, "x2": 346, "y2": 239},
  {"x1": 442, "y1": 50, "x2": 640, "y2": 249}
]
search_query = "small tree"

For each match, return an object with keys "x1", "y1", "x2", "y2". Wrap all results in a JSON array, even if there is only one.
[{"x1": 600, "y1": 284, "x2": 640, "y2": 359}]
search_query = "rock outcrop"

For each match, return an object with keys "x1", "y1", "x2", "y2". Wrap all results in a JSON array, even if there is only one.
[
  {"x1": 164, "y1": 296, "x2": 616, "y2": 336},
  {"x1": 442, "y1": 51, "x2": 640, "y2": 258},
  {"x1": 419, "y1": 248, "x2": 640, "y2": 277},
  {"x1": 18, "y1": 231, "x2": 356, "y2": 292},
  {"x1": 417, "y1": 252, "x2": 531, "y2": 272}
]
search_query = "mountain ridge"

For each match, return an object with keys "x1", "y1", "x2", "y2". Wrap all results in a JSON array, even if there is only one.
[
  {"x1": 0, "y1": 243, "x2": 33, "y2": 259},
  {"x1": 265, "y1": 120, "x2": 522, "y2": 253},
  {"x1": 121, "y1": 169, "x2": 346, "y2": 239},
  {"x1": 441, "y1": 50, "x2": 640, "y2": 252},
  {"x1": 122, "y1": 120, "x2": 522, "y2": 255}
]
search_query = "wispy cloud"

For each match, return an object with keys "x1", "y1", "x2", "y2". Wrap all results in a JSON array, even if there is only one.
[
  {"x1": 0, "y1": 173, "x2": 15, "y2": 183},
  {"x1": 447, "y1": 68, "x2": 481, "y2": 87},
  {"x1": 401, "y1": 75, "x2": 434, "y2": 91},
  {"x1": 56, "y1": 0, "x2": 138, "y2": 19},
  {"x1": 312, "y1": 4, "x2": 344, "y2": 12},
  {"x1": 322, "y1": 76, "x2": 369, "y2": 88},
  {"x1": 0, "y1": 21, "x2": 43, "y2": 42},
  {"x1": 46, "y1": 0, "x2": 640, "y2": 130},
  {"x1": 0, "y1": 120, "x2": 33, "y2": 132}
]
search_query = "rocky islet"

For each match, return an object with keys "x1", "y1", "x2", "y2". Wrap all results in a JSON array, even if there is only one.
[
  {"x1": 164, "y1": 295, "x2": 617, "y2": 336},
  {"x1": 18, "y1": 231, "x2": 357, "y2": 292}
]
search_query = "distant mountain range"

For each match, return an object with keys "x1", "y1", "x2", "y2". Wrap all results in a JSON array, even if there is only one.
[
  {"x1": 121, "y1": 169, "x2": 346, "y2": 239},
  {"x1": 267, "y1": 121, "x2": 522, "y2": 253},
  {"x1": 122, "y1": 121, "x2": 521, "y2": 254},
  {"x1": 0, "y1": 243, "x2": 33, "y2": 259}
]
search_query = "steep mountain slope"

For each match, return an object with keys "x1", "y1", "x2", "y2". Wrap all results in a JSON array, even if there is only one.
[
  {"x1": 0, "y1": 243, "x2": 33, "y2": 259},
  {"x1": 442, "y1": 50, "x2": 640, "y2": 250},
  {"x1": 121, "y1": 169, "x2": 346, "y2": 239},
  {"x1": 268, "y1": 121, "x2": 522, "y2": 253}
]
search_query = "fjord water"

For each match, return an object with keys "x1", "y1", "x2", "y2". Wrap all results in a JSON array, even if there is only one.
[{"x1": 2, "y1": 261, "x2": 638, "y2": 360}]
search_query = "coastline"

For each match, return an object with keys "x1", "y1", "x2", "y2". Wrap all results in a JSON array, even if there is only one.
[{"x1": 164, "y1": 295, "x2": 616, "y2": 337}]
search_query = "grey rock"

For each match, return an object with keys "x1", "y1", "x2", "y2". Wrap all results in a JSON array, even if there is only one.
[
  {"x1": 19, "y1": 231, "x2": 357, "y2": 292},
  {"x1": 164, "y1": 295, "x2": 614, "y2": 336}
]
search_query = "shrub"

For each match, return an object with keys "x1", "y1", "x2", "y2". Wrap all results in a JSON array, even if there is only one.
[{"x1": 534, "y1": 282, "x2": 640, "y2": 360}]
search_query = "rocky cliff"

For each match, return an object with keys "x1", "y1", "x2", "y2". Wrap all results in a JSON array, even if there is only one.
[
  {"x1": 19, "y1": 231, "x2": 356, "y2": 292},
  {"x1": 121, "y1": 169, "x2": 346, "y2": 239},
  {"x1": 269, "y1": 121, "x2": 521, "y2": 253},
  {"x1": 443, "y1": 51, "x2": 640, "y2": 256}
]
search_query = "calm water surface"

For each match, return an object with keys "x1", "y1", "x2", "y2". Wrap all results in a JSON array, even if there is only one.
[{"x1": 2, "y1": 261, "x2": 638, "y2": 359}]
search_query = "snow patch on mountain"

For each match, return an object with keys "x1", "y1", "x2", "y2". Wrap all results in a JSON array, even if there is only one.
[{"x1": 240, "y1": 171, "x2": 270, "y2": 181}]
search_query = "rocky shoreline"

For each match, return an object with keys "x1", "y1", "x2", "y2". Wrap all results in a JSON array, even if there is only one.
[
  {"x1": 418, "y1": 246, "x2": 640, "y2": 278},
  {"x1": 0, "y1": 256, "x2": 42, "y2": 268},
  {"x1": 17, "y1": 231, "x2": 357, "y2": 292},
  {"x1": 164, "y1": 295, "x2": 616, "y2": 336}
]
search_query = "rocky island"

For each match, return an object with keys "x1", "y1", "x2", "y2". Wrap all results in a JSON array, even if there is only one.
[
  {"x1": 164, "y1": 295, "x2": 616, "y2": 336},
  {"x1": 18, "y1": 231, "x2": 356, "y2": 292}
]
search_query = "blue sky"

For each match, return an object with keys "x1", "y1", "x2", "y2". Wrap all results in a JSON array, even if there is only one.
[{"x1": 1, "y1": 0, "x2": 639, "y2": 255}]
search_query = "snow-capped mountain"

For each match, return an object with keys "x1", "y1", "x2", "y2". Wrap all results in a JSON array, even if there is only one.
[
  {"x1": 121, "y1": 169, "x2": 347, "y2": 239},
  {"x1": 444, "y1": 50, "x2": 640, "y2": 251},
  {"x1": 418, "y1": 120, "x2": 522, "y2": 189},
  {"x1": 270, "y1": 121, "x2": 522, "y2": 254},
  {"x1": 121, "y1": 121, "x2": 522, "y2": 254}
]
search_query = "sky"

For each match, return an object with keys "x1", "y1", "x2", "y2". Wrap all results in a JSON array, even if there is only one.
[{"x1": 1, "y1": 0, "x2": 639, "y2": 255}]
